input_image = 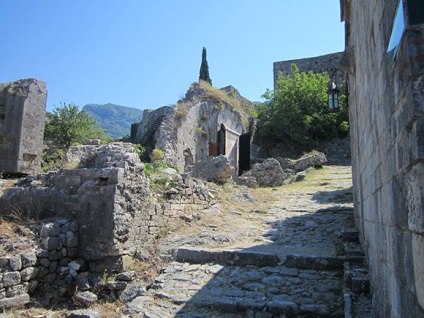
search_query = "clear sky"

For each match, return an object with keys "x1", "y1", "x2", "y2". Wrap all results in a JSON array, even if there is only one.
[{"x1": 1, "y1": 1, "x2": 345, "y2": 112}]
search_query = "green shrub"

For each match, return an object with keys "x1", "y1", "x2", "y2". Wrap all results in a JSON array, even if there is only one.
[
  {"x1": 259, "y1": 64, "x2": 349, "y2": 145},
  {"x1": 144, "y1": 162, "x2": 153, "y2": 177},
  {"x1": 41, "y1": 144, "x2": 64, "y2": 172},
  {"x1": 44, "y1": 103, "x2": 109, "y2": 149},
  {"x1": 150, "y1": 148, "x2": 164, "y2": 162},
  {"x1": 133, "y1": 144, "x2": 149, "y2": 162}
]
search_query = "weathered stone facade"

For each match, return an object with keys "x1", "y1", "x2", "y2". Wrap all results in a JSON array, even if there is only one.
[
  {"x1": 132, "y1": 82, "x2": 254, "y2": 177},
  {"x1": 0, "y1": 79, "x2": 47, "y2": 175},
  {"x1": 342, "y1": 0, "x2": 424, "y2": 316},
  {"x1": 273, "y1": 52, "x2": 345, "y2": 89}
]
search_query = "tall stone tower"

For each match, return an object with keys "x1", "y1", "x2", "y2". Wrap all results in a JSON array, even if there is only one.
[{"x1": 0, "y1": 78, "x2": 47, "y2": 175}]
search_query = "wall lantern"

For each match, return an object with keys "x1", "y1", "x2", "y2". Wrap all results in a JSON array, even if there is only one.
[{"x1": 327, "y1": 69, "x2": 340, "y2": 112}]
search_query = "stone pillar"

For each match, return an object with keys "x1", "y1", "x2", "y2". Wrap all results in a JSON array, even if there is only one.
[{"x1": 0, "y1": 79, "x2": 47, "y2": 175}]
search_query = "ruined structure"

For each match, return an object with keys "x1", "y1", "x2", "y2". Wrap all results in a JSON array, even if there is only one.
[
  {"x1": 0, "y1": 143, "x2": 214, "y2": 272},
  {"x1": 342, "y1": 0, "x2": 424, "y2": 316},
  {"x1": 273, "y1": 52, "x2": 345, "y2": 89},
  {"x1": 132, "y1": 82, "x2": 255, "y2": 177},
  {"x1": 0, "y1": 79, "x2": 47, "y2": 175}
]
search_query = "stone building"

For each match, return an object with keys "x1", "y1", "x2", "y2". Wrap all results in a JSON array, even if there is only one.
[
  {"x1": 341, "y1": 0, "x2": 424, "y2": 316},
  {"x1": 273, "y1": 52, "x2": 345, "y2": 89},
  {"x1": 132, "y1": 82, "x2": 254, "y2": 176},
  {"x1": 0, "y1": 79, "x2": 47, "y2": 175}
]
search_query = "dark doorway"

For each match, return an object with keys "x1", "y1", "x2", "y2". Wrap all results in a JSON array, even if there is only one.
[
  {"x1": 239, "y1": 133, "x2": 250, "y2": 176},
  {"x1": 217, "y1": 124, "x2": 226, "y2": 156}
]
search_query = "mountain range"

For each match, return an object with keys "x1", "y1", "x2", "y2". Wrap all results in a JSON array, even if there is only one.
[{"x1": 83, "y1": 103, "x2": 144, "y2": 139}]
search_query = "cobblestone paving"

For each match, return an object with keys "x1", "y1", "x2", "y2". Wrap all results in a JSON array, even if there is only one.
[{"x1": 124, "y1": 166, "x2": 372, "y2": 317}]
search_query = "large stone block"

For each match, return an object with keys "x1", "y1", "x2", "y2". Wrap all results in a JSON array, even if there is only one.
[
  {"x1": 248, "y1": 158, "x2": 287, "y2": 187},
  {"x1": 0, "y1": 293, "x2": 30, "y2": 309},
  {"x1": 3, "y1": 272, "x2": 21, "y2": 287},
  {"x1": 0, "y1": 79, "x2": 47, "y2": 175},
  {"x1": 42, "y1": 237, "x2": 62, "y2": 251},
  {"x1": 192, "y1": 155, "x2": 234, "y2": 184},
  {"x1": 20, "y1": 267, "x2": 38, "y2": 282},
  {"x1": 8, "y1": 256, "x2": 22, "y2": 271},
  {"x1": 21, "y1": 252, "x2": 37, "y2": 268}
]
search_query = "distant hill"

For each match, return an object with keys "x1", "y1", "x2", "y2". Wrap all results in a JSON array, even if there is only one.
[{"x1": 83, "y1": 103, "x2": 144, "y2": 139}]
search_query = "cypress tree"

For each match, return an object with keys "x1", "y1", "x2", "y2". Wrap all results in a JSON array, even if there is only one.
[{"x1": 199, "y1": 47, "x2": 212, "y2": 85}]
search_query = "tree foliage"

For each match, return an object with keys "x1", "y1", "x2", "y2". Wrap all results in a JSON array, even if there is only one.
[
  {"x1": 44, "y1": 103, "x2": 110, "y2": 148},
  {"x1": 199, "y1": 47, "x2": 212, "y2": 85},
  {"x1": 258, "y1": 64, "x2": 349, "y2": 145}
]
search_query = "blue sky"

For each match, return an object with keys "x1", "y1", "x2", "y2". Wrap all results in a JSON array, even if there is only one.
[{"x1": 1, "y1": 1, "x2": 345, "y2": 112}]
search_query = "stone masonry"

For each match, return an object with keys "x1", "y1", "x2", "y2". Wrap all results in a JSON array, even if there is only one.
[
  {"x1": 0, "y1": 143, "x2": 214, "y2": 275},
  {"x1": 342, "y1": 0, "x2": 424, "y2": 316},
  {"x1": 0, "y1": 219, "x2": 79, "y2": 309},
  {"x1": 273, "y1": 52, "x2": 345, "y2": 89},
  {"x1": 0, "y1": 79, "x2": 47, "y2": 175}
]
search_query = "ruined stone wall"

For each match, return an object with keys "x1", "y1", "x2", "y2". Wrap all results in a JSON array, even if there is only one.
[
  {"x1": 133, "y1": 83, "x2": 250, "y2": 173},
  {"x1": 343, "y1": 0, "x2": 424, "y2": 316},
  {"x1": 0, "y1": 79, "x2": 47, "y2": 175},
  {"x1": 273, "y1": 52, "x2": 345, "y2": 88},
  {"x1": 0, "y1": 143, "x2": 214, "y2": 273},
  {"x1": 0, "y1": 219, "x2": 79, "y2": 309},
  {"x1": 133, "y1": 106, "x2": 173, "y2": 144}
]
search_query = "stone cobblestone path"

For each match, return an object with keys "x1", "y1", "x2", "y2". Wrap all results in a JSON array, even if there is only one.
[{"x1": 125, "y1": 166, "x2": 373, "y2": 317}]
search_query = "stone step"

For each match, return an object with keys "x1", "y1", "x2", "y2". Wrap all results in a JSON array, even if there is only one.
[
  {"x1": 140, "y1": 115, "x2": 165, "y2": 146},
  {"x1": 179, "y1": 296, "x2": 342, "y2": 317},
  {"x1": 142, "y1": 261, "x2": 345, "y2": 317},
  {"x1": 175, "y1": 247, "x2": 280, "y2": 267},
  {"x1": 284, "y1": 254, "x2": 365, "y2": 270}
]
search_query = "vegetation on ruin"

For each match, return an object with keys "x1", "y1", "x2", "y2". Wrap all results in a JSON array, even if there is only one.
[
  {"x1": 174, "y1": 101, "x2": 190, "y2": 120},
  {"x1": 144, "y1": 161, "x2": 178, "y2": 178},
  {"x1": 150, "y1": 148, "x2": 165, "y2": 162},
  {"x1": 41, "y1": 103, "x2": 111, "y2": 172},
  {"x1": 199, "y1": 80, "x2": 256, "y2": 128},
  {"x1": 196, "y1": 127, "x2": 207, "y2": 136},
  {"x1": 258, "y1": 64, "x2": 349, "y2": 145},
  {"x1": 143, "y1": 161, "x2": 180, "y2": 199},
  {"x1": 44, "y1": 103, "x2": 110, "y2": 148},
  {"x1": 133, "y1": 143, "x2": 149, "y2": 162}
]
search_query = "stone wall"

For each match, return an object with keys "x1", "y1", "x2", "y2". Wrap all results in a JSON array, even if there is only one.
[
  {"x1": 273, "y1": 52, "x2": 345, "y2": 89},
  {"x1": 0, "y1": 79, "x2": 47, "y2": 175},
  {"x1": 342, "y1": 0, "x2": 424, "y2": 316},
  {"x1": 319, "y1": 137, "x2": 351, "y2": 165},
  {"x1": 0, "y1": 143, "x2": 214, "y2": 274},
  {"x1": 0, "y1": 219, "x2": 79, "y2": 309}
]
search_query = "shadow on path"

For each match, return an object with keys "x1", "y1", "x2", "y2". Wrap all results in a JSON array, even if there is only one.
[
  {"x1": 311, "y1": 186, "x2": 353, "y2": 205},
  {"x1": 147, "y1": 204, "x2": 356, "y2": 317}
]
